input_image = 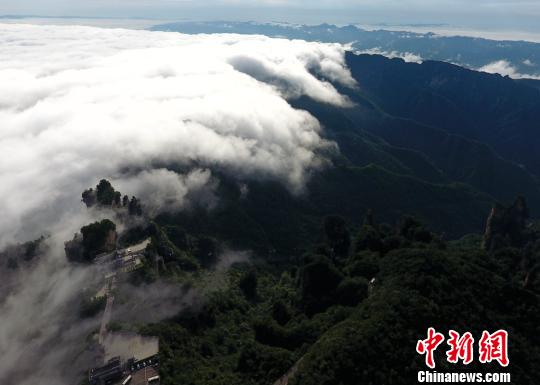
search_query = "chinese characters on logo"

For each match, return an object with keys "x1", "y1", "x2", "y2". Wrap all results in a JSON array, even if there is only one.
[
  {"x1": 416, "y1": 329, "x2": 509, "y2": 368},
  {"x1": 479, "y1": 330, "x2": 509, "y2": 367},
  {"x1": 447, "y1": 330, "x2": 474, "y2": 365},
  {"x1": 416, "y1": 328, "x2": 445, "y2": 369}
]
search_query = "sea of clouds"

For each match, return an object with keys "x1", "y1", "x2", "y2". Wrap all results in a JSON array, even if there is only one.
[
  {"x1": 0, "y1": 23, "x2": 354, "y2": 385},
  {"x1": 0, "y1": 23, "x2": 355, "y2": 248}
]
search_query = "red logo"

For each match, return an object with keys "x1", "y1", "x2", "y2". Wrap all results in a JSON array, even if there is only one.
[
  {"x1": 479, "y1": 330, "x2": 509, "y2": 367},
  {"x1": 416, "y1": 327, "x2": 445, "y2": 369},
  {"x1": 417, "y1": 329, "x2": 509, "y2": 368},
  {"x1": 446, "y1": 330, "x2": 474, "y2": 365}
]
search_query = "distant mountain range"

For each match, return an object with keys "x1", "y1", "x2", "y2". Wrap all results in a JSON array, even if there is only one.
[{"x1": 151, "y1": 21, "x2": 540, "y2": 79}]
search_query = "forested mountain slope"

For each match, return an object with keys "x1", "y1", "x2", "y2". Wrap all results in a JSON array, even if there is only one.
[
  {"x1": 151, "y1": 53, "x2": 540, "y2": 258},
  {"x1": 345, "y1": 53, "x2": 540, "y2": 175}
]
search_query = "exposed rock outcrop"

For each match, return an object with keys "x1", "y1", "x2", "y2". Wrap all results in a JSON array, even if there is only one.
[
  {"x1": 65, "y1": 219, "x2": 117, "y2": 262},
  {"x1": 483, "y1": 196, "x2": 530, "y2": 252}
]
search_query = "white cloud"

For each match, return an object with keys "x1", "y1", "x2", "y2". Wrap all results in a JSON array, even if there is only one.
[
  {"x1": 479, "y1": 60, "x2": 518, "y2": 77},
  {"x1": 112, "y1": 168, "x2": 218, "y2": 214},
  {"x1": 478, "y1": 59, "x2": 540, "y2": 79},
  {"x1": 355, "y1": 47, "x2": 423, "y2": 63},
  {"x1": 0, "y1": 23, "x2": 354, "y2": 248}
]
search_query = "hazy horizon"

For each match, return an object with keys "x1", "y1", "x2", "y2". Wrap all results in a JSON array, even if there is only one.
[
  {"x1": 1, "y1": 0, "x2": 540, "y2": 36},
  {"x1": 2, "y1": 15, "x2": 540, "y2": 44}
]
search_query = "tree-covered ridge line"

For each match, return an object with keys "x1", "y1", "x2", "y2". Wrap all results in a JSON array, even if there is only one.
[
  {"x1": 133, "y1": 198, "x2": 539, "y2": 385},
  {"x1": 10, "y1": 184, "x2": 537, "y2": 385},
  {"x1": 82, "y1": 179, "x2": 142, "y2": 216}
]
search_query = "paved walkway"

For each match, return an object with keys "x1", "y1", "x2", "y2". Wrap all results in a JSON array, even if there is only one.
[{"x1": 98, "y1": 274, "x2": 116, "y2": 348}]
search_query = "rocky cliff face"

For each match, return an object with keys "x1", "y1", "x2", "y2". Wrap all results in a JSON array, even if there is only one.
[
  {"x1": 483, "y1": 196, "x2": 529, "y2": 251},
  {"x1": 103, "y1": 229, "x2": 117, "y2": 253},
  {"x1": 65, "y1": 220, "x2": 117, "y2": 262}
]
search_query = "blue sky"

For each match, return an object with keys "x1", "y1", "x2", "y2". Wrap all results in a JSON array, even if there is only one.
[{"x1": 1, "y1": 0, "x2": 539, "y2": 32}]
